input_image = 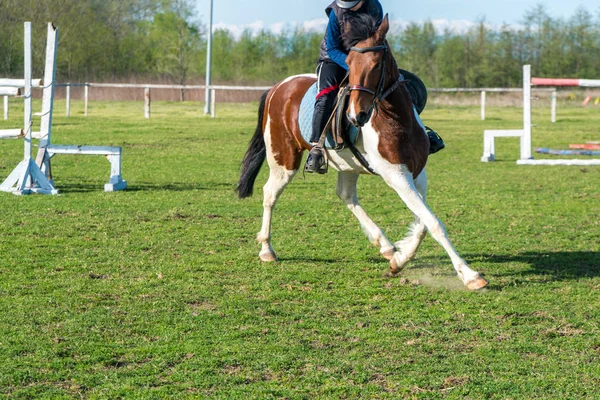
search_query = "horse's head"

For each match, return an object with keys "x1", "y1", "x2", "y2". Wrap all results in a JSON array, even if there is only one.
[{"x1": 344, "y1": 13, "x2": 391, "y2": 127}]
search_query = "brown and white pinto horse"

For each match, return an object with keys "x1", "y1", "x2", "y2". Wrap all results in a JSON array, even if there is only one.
[{"x1": 237, "y1": 14, "x2": 488, "y2": 290}]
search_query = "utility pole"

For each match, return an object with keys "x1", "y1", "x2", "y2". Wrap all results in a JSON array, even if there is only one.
[{"x1": 203, "y1": 0, "x2": 213, "y2": 115}]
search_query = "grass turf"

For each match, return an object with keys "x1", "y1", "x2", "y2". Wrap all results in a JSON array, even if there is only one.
[{"x1": 0, "y1": 98, "x2": 599, "y2": 399}]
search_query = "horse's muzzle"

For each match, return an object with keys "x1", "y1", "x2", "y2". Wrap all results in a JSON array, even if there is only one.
[{"x1": 348, "y1": 110, "x2": 371, "y2": 127}]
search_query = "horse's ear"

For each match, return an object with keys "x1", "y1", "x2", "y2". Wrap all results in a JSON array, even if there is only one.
[{"x1": 376, "y1": 14, "x2": 389, "y2": 42}]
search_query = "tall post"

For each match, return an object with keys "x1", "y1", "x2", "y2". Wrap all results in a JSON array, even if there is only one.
[
  {"x1": 0, "y1": 22, "x2": 57, "y2": 195},
  {"x1": 39, "y1": 23, "x2": 58, "y2": 148},
  {"x1": 521, "y1": 65, "x2": 532, "y2": 160},
  {"x1": 3, "y1": 96, "x2": 7, "y2": 120},
  {"x1": 23, "y1": 22, "x2": 32, "y2": 161},
  {"x1": 203, "y1": 0, "x2": 213, "y2": 115}
]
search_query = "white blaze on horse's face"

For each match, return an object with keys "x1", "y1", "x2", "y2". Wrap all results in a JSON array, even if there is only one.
[{"x1": 346, "y1": 15, "x2": 390, "y2": 127}]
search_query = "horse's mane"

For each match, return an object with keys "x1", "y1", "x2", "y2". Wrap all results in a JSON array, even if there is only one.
[{"x1": 341, "y1": 13, "x2": 381, "y2": 48}]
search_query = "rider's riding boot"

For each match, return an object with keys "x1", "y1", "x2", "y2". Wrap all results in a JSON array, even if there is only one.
[
  {"x1": 425, "y1": 126, "x2": 445, "y2": 154},
  {"x1": 305, "y1": 92, "x2": 335, "y2": 174},
  {"x1": 305, "y1": 144, "x2": 328, "y2": 174}
]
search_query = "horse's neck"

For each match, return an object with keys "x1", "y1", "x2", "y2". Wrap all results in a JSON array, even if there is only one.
[{"x1": 377, "y1": 70, "x2": 412, "y2": 123}]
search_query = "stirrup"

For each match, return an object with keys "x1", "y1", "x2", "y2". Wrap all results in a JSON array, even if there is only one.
[
  {"x1": 425, "y1": 126, "x2": 445, "y2": 154},
  {"x1": 304, "y1": 146, "x2": 328, "y2": 174}
]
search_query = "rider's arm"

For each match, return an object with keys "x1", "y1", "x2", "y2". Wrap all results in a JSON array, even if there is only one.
[
  {"x1": 325, "y1": 12, "x2": 349, "y2": 71},
  {"x1": 373, "y1": 0, "x2": 384, "y2": 24}
]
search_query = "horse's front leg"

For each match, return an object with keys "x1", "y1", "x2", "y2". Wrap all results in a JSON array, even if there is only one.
[
  {"x1": 337, "y1": 171, "x2": 396, "y2": 260},
  {"x1": 382, "y1": 165, "x2": 488, "y2": 290},
  {"x1": 394, "y1": 169, "x2": 427, "y2": 260}
]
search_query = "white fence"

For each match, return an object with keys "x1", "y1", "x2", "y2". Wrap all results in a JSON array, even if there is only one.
[
  {"x1": 2, "y1": 83, "x2": 563, "y2": 121},
  {"x1": 60, "y1": 83, "x2": 272, "y2": 119}
]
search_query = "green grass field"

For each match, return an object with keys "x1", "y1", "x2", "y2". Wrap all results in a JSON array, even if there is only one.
[{"x1": 1, "y1": 99, "x2": 599, "y2": 399}]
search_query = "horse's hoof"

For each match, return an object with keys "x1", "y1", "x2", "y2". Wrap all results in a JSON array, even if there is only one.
[
  {"x1": 466, "y1": 276, "x2": 488, "y2": 290},
  {"x1": 259, "y1": 251, "x2": 278, "y2": 262},
  {"x1": 389, "y1": 253, "x2": 408, "y2": 274},
  {"x1": 381, "y1": 247, "x2": 396, "y2": 261}
]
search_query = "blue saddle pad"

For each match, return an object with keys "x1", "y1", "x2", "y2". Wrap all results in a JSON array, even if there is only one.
[{"x1": 298, "y1": 82, "x2": 359, "y2": 149}]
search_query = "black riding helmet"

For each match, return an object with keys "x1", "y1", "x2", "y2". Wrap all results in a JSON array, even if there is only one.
[{"x1": 335, "y1": 0, "x2": 362, "y2": 9}]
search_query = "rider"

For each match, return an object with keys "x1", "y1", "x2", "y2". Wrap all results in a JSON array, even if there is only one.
[{"x1": 305, "y1": 0, "x2": 445, "y2": 174}]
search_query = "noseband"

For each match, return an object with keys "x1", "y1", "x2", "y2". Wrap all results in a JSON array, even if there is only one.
[{"x1": 348, "y1": 43, "x2": 405, "y2": 107}]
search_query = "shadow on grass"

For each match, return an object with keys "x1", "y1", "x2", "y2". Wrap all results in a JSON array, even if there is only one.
[
  {"x1": 277, "y1": 255, "x2": 348, "y2": 264},
  {"x1": 380, "y1": 251, "x2": 600, "y2": 290},
  {"x1": 467, "y1": 251, "x2": 600, "y2": 280},
  {"x1": 55, "y1": 181, "x2": 235, "y2": 193}
]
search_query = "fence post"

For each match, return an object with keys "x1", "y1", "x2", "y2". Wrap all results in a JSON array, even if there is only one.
[
  {"x1": 65, "y1": 83, "x2": 70, "y2": 117},
  {"x1": 480, "y1": 90, "x2": 486, "y2": 121},
  {"x1": 84, "y1": 83, "x2": 89, "y2": 116},
  {"x1": 3, "y1": 95, "x2": 7, "y2": 120},
  {"x1": 210, "y1": 89, "x2": 216, "y2": 118},
  {"x1": 144, "y1": 87, "x2": 151, "y2": 119},
  {"x1": 551, "y1": 90, "x2": 557, "y2": 123}
]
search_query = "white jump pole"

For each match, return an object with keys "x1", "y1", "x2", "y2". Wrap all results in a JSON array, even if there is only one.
[
  {"x1": 35, "y1": 22, "x2": 60, "y2": 180},
  {"x1": 516, "y1": 65, "x2": 600, "y2": 166},
  {"x1": 521, "y1": 65, "x2": 532, "y2": 161},
  {"x1": 0, "y1": 22, "x2": 57, "y2": 195}
]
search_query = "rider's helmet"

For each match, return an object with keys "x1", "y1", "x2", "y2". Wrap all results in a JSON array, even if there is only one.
[{"x1": 335, "y1": 0, "x2": 362, "y2": 9}]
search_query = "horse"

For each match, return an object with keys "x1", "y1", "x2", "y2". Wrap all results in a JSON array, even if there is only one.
[{"x1": 236, "y1": 14, "x2": 488, "y2": 290}]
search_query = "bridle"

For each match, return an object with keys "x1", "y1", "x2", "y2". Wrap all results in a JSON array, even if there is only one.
[
  {"x1": 337, "y1": 42, "x2": 406, "y2": 175},
  {"x1": 348, "y1": 43, "x2": 405, "y2": 110}
]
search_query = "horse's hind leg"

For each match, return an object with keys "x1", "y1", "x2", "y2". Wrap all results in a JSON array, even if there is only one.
[
  {"x1": 394, "y1": 170, "x2": 427, "y2": 260},
  {"x1": 337, "y1": 171, "x2": 396, "y2": 260},
  {"x1": 384, "y1": 166, "x2": 488, "y2": 290},
  {"x1": 256, "y1": 130, "x2": 300, "y2": 262}
]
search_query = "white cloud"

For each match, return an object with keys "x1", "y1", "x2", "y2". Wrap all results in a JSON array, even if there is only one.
[
  {"x1": 212, "y1": 18, "x2": 328, "y2": 38},
  {"x1": 212, "y1": 18, "x2": 514, "y2": 38}
]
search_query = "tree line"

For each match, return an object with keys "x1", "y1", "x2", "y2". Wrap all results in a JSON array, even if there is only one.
[{"x1": 1, "y1": 1, "x2": 599, "y2": 89}]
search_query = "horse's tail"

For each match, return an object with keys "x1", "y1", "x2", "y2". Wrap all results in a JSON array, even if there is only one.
[{"x1": 236, "y1": 90, "x2": 269, "y2": 199}]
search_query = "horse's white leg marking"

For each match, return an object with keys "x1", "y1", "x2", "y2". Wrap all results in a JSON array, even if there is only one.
[
  {"x1": 256, "y1": 120, "x2": 297, "y2": 262},
  {"x1": 394, "y1": 169, "x2": 427, "y2": 261},
  {"x1": 380, "y1": 164, "x2": 487, "y2": 289},
  {"x1": 336, "y1": 171, "x2": 396, "y2": 260}
]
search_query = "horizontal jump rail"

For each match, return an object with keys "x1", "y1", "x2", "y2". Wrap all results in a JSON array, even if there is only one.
[
  {"x1": 46, "y1": 145, "x2": 121, "y2": 156},
  {"x1": 532, "y1": 77, "x2": 600, "y2": 87},
  {"x1": 0, "y1": 78, "x2": 43, "y2": 88},
  {"x1": 429, "y1": 87, "x2": 556, "y2": 93},
  {"x1": 0, "y1": 87, "x2": 21, "y2": 96}
]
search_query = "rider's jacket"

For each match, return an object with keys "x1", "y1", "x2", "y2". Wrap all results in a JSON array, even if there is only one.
[{"x1": 318, "y1": 0, "x2": 384, "y2": 70}]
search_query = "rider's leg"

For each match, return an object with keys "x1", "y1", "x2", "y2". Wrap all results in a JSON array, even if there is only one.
[
  {"x1": 305, "y1": 61, "x2": 346, "y2": 174},
  {"x1": 412, "y1": 105, "x2": 445, "y2": 154}
]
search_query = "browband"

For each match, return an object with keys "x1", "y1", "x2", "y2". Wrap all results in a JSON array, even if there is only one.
[{"x1": 349, "y1": 45, "x2": 387, "y2": 53}]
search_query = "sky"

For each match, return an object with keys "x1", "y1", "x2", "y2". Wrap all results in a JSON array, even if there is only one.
[{"x1": 195, "y1": 0, "x2": 598, "y2": 36}]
